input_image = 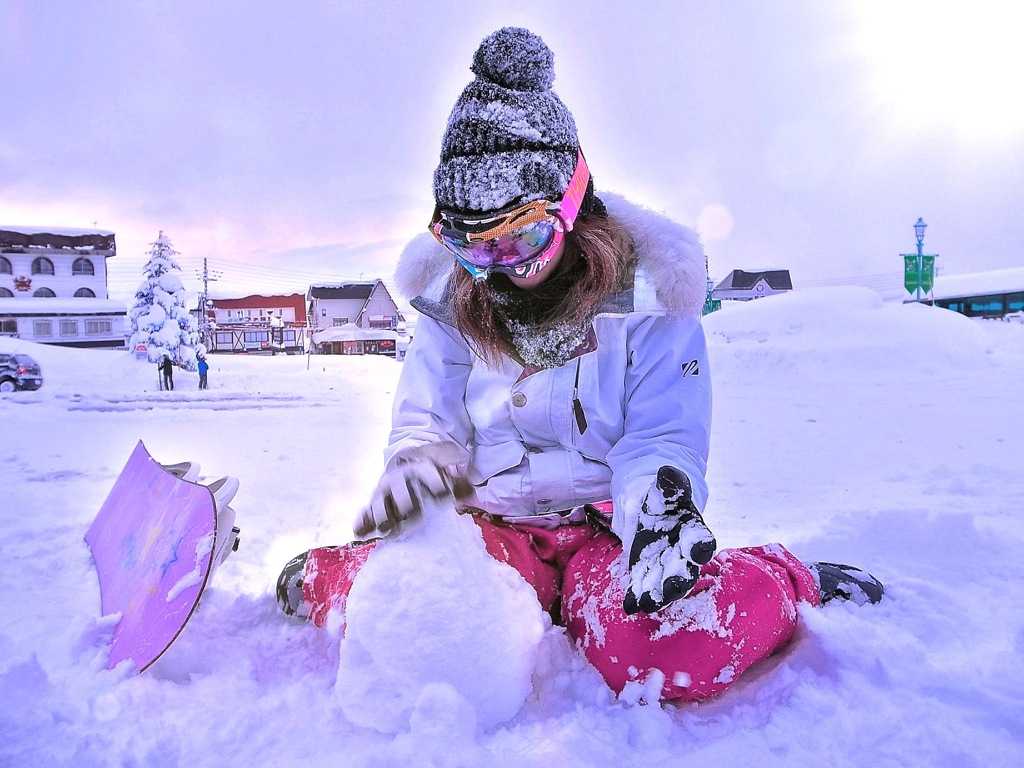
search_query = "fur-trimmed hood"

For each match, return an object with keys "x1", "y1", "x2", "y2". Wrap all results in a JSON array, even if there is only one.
[{"x1": 394, "y1": 192, "x2": 708, "y2": 318}]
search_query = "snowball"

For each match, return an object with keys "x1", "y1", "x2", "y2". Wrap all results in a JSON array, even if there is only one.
[{"x1": 335, "y1": 493, "x2": 545, "y2": 733}]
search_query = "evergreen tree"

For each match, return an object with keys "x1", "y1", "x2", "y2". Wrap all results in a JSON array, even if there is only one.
[{"x1": 129, "y1": 231, "x2": 200, "y2": 371}]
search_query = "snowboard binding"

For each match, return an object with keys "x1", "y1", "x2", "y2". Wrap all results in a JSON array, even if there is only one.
[
  {"x1": 805, "y1": 561, "x2": 885, "y2": 605},
  {"x1": 277, "y1": 552, "x2": 311, "y2": 620}
]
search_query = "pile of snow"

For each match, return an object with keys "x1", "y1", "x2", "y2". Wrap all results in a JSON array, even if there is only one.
[
  {"x1": 2, "y1": 287, "x2": 1023, "y2": 767},
  {"x1": 337, "y1": 492, "x2": 545, "y2": 734},
  {"x1": 703, "y1": 286, "x2": 992, "y2": 374}
]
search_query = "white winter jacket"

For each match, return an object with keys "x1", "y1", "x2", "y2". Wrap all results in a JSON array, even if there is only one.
[{"x1": 389, "y1": 194, "x2": 711, "y2": 553}]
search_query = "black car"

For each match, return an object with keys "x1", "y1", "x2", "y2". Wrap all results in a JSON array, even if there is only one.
[{"x1": 0, "y1": 353, "x2": 43, "y2": 392}]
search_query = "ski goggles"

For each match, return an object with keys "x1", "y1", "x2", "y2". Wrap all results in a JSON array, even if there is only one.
[{"x1": 429, "y1": 148, "x2": 591, "y2": 280}]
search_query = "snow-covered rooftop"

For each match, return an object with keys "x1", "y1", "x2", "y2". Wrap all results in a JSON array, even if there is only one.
[
  {"x1": 311, "y1": 324, "x2": 400, "y2": 343},
  {"x1": 932, "y1": 267, "x2": 1024, "y2": 299},
  {"x1": 0, "y1": 224, "x2": 115, "y2": 236},
  {"x1": 0, "y1": 298, "x2": 127, "y2": 315}
]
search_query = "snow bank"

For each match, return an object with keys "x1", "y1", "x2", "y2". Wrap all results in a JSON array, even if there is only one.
[
  {"x1": 704, "y1": 286, "x2": 992, "y2": 376},
  {"x1": 2, "y1": 288, "x2": 1023, "y2": 767}
]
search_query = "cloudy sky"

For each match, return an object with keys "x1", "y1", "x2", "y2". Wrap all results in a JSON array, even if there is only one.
[{"x1": 3, "y1": 0, "x2": 1022, "y2": 303}]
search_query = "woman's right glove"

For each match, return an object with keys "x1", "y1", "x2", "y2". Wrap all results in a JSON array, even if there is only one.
[
  {"x1": 623, "y1": 466, "x2": 717, "y2": 615},
  {"x1": 353, "y1": 442, "x2": 470, "y2": 540}
]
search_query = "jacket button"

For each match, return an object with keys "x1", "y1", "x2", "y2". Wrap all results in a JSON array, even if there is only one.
[{"x1": 511, "y1": 392, "x2": 527, "y2": 407}]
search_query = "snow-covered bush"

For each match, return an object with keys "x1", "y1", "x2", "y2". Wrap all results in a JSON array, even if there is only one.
[{"x1": 128, "y1": 231, "x2": 200, "y2": 371}]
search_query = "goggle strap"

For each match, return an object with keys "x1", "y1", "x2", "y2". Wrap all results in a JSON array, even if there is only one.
[{"x1": 557, "y1": 148, "x2": 590, "y2": 232}]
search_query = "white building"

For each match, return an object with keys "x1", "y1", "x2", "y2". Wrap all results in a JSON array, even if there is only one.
[
  {"x1": 307, "y1": 280, "x2": 405, "y2": 332},
  {"x1": 306, "y1": 280, "x2": 407, "y2": 357},
  {"x1": 0, "y1": 226, "x2": 127, "y2": 348}
]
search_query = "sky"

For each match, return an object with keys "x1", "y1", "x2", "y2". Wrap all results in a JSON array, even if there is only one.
[{"x1": 2, "y1": 0, "x2": 1023, "y2": 304}]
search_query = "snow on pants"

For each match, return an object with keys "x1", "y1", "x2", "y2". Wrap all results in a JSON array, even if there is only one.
[{"x1": 302, "y1": 516, "x2": 820, "y2": 703}]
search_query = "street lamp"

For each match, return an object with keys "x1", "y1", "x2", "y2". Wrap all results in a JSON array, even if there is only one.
[
  {"x1": 914, "y1": 218, "x2": 927, "y2": 254},
  {"x1": 903, "y1": 218, "x2": 936, "y2": 303},
  {"x1": 914, "y1": 218, "x2": 927, "y2": 302}
]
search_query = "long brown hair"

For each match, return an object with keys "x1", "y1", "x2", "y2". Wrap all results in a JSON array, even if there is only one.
[{"x1": 449, "y1": 213, "x2": 634, "y2": 364}]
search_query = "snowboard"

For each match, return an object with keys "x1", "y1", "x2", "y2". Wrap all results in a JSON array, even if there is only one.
[{"x1": 85, "y1": 440, "x2": 218, "y2": 672}]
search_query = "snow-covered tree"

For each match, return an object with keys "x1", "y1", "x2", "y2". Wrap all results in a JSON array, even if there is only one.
[{"x1": 129, "y1": 231, "x2": 200, "y2": 371}]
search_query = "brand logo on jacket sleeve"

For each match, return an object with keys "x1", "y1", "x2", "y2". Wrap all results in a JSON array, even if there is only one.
[{"x1": 681, "y1": 360, "x2": 700, "y2": 377}]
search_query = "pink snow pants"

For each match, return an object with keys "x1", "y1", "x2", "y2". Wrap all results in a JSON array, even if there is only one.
[{"x1": 302, "y1": 515, "x2": 820, "y2": 703}]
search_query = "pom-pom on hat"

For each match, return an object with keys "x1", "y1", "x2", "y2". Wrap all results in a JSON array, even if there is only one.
[{"x1": 433, "y1": 27, "x2": 579, "y2": 216}]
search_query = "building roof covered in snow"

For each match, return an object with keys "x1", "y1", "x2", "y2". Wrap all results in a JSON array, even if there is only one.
[
  {"x1": 931, "y1": 267, "x2": 1024, "y2": 300},
  {"x1": 308, "y1": 283, "x2": 377, "y2": 300},
  {"x1": 715, "y1": 269, "x2": 793, "y2": 291},
  {"x1": 0, "y1": 226, "x2": 116, "y2": 255},
  {"x1": 0, "y1": 297, "x2": 126, "y2": 316}
]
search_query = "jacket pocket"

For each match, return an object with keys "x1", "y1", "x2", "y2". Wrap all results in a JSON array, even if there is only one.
[{"x1": 468, "y1": 442, "x2": 528, "y2": 486}]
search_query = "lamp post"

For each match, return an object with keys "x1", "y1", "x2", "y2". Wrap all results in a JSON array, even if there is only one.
[
  {"x1": 914, "y1": 218, "x2": 927, "y2": 303},
  {"x1": 903, "y1": 218, "x2": 937, "y2": 303}
]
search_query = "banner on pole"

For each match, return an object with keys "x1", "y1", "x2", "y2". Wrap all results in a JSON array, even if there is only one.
[
  {"x1": 904, "y1": 255, "x2": 919, "y2": 294},
  {"x1": 920, "y1": 255, "x2": 936, "y2": 294}
]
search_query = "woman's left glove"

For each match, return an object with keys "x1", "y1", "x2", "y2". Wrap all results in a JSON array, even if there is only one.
[
  {"x1": 353, "y1": 442, "x2": 470, "y2": 540},
  {"x1": 624, "y1": 466, "x2": 717, "y2": 615}
]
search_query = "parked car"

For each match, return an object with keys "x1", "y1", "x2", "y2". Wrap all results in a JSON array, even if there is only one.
[{"x1": 0, "y1": 353, "x2": 43, "y2": 392}]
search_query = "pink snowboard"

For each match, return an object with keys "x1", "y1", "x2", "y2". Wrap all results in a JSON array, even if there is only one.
[{"x1": 85, "y1": 440, "x2": 217, "y2": 671}]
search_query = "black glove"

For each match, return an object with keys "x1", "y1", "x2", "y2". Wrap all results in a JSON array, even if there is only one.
[
  {"x1": 623, "y1": 466, "x2": 717, "y2": 615},
  {"x1": 353, "y1": 442, "x2": 470, "y2": 540}
]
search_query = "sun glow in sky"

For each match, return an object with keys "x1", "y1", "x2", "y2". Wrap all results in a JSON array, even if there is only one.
[
  {"x1": 851, "y1": 2, "x2": 1024, "y2": 142},
  {"x1": 2, "y1": 1, "x2": 1022, "y2": 301}
]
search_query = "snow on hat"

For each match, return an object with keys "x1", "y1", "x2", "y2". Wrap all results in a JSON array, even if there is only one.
[{"x1": 432, "y1": 27, "x2": 579, "y2": 216}]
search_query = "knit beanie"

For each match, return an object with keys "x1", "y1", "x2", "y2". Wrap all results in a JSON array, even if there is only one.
[{"x1": 433, "y1": 27, "x2": 579, "y2": 216}]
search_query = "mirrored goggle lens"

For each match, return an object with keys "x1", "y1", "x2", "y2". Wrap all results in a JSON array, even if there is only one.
[{"x1": 437, "y1": 218, "x2": 556, "y2": 269}]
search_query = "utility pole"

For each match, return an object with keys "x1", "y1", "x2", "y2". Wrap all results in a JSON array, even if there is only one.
[{"x1": 197, "y1": 258, "x2": 221, "y2": 347}]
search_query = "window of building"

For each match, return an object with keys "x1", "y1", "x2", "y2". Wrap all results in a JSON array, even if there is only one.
[
  {"x1": 968, "y1": 295, "x2": 1004, "y2": 315},
  {"x1": 244, "y1": 330, "x2": 269, "y2": 343},
  {"x1": 32, "y1": 257, "x2": 55, "y2": 275},
  {"x1": 0, "y1": 257, "x2": 11, "y2": 274},
  {"x1": 216, "y1": 332, "x2": 233, "y2": 345},
  {"x1": 283, "y1": 330, "x2": 296, "y2": 342},
  {"x1": 0, "y1": 287, "x2": 13, "y2": 298},
  {"x1": 74, "y1": 287, "x2": 96, "y2": 298},
  {"x1": 85, "y1": 319, "x2": 112, "y2": 335},
  {"x1": 1006, "y1": 292, "x2": 1024, "y2": 313},
  {"x1": 60, "y1": 320, "x2": 79, "y2": 336},
  {"x1": 33, "y1": 287, "x2": 56, "y2": 297},
  {"x1": 72, "y1": 258, "x2": 95, "y2": 276},
  {"x1": 1, "y1": 319, "x2": 17, "y2": 334},
  {"x1": 333, "y1": 317, "x2": 349, "y2": 327},
  {"x1": 33, "y1": 320, "x2": 53, "y2": 337}
]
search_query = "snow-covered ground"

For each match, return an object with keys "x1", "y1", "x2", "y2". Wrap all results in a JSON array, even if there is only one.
[{"x1": 2, "y1": 287, "x2": 1023, "y2": 767}]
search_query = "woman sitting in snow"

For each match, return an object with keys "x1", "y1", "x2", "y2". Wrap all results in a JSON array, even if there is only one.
[{"x1": 277, "y1": 27, "x2": 883, "y2": 703}]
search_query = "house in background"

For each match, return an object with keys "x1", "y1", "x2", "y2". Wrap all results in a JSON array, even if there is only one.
[
  {"x1": 0, "y1": 226, "x2": 127, "y2": 348},
  {"x1": 307, "y1": 280, "x2": 406, "y2": 356},
  {"x1": 307, "y1": 280, "x2": 405, "y2": 331},
  {"x1": 203, "y1": 293, "x2": 308, "y2": 354},
  {"x1": 713, "y1": 269, "x2": 793, "y2": 302}
]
